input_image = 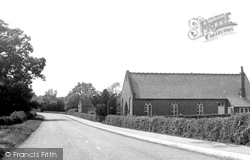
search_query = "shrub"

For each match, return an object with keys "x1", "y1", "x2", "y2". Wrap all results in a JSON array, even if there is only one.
[
  {"x1": 66, "y1": 109, "x2": 77, "y2": 115},
  {"x1": 0, "y1": 111, "x2": 37, "y2": 126},
  {"x1": 104, "y1": 113, "x2": 250, "y2": 146},
  {"x1": 167, "y1": 114, "x2": 231, "y2": 119},
  {"x1": 10, "y1": 111, "x2": 27, "y2": 124},
  {"x1": 96, "y1": 115, "x2": 105, "y2": 122},
  {"x1": 26, "y1": 111, "x2": 37, "y2": 119},
  {"x1": 69, "y1": 112, "x2": 97, "y2": 122},
  {"x1": 0, "y1": 116, "x2": 10, "y2": 125}
]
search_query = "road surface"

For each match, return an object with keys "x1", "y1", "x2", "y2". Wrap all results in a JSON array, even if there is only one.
[{"x1": 18, "y1": 113, "x2": 225, "y2": 160}]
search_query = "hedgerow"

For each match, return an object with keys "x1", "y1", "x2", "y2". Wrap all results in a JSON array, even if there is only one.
[
  {"x1": 105, "y1": 114, "x2": 250, "y2": 146},
  {"x1": 66, "y1": 110, "x2": 250, "y2": 146},
  {"x1": 0, "y1": 111, "x2": 37, "y2": 126},
  {"x1": 66, "y1": 110, "x2": 97, "y2": 122}
]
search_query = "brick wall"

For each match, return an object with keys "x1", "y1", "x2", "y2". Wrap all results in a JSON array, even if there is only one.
[
  {"x1": 80, "y1": 105, "x2": 95, "y2": 113},
  {"x1": 121, "y1": 72, "x2": 133, "y2": 115},
  {"x1": 133, "y1": 99, "x2": 229, "y2": 116}
]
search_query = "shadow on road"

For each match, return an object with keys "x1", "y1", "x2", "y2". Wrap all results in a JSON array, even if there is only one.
[
  {"x1": 43, "y1": 119, "x2": 69, "y2": 122},
  {"x1": 32, "y1": 116, "x2": 45, "y2": 121}
]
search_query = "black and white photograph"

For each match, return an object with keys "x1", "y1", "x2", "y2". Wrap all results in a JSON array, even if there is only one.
[{"x1": 0, "y1": 0, "x2": 250, "y2": 160}]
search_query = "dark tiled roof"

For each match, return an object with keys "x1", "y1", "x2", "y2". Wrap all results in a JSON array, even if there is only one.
[{"x1": 128, "y1": 72, "x2": 247, "y2": 100}]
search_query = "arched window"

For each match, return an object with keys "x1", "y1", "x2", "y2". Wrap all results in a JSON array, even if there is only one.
[
  {"x1": 197, "y1": 102, "x2": 203, "y2": 115},
  {"x1": 171, "y1": 102, "x2": 178, "y2": 115},
  {"x1": 129, "y1": 97, "x2": 132, "y2": 115},
  {"x1": 121, "y1": 98, "x2": 123, "y2": 114},
  {"x1": 129, "y1": 97, "x2": 131, "y2": 109},
  {"x1": 144, "y1": 102, "x2": 152, "y2": 116}
]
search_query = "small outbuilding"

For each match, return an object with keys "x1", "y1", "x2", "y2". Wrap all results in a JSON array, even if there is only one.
[{"x1": 78, "y1": 96, "x2": 95, "y2": 114}]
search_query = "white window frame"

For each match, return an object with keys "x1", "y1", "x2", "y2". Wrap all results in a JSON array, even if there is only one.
[
  {"x1": 217, "y1": 102, "x2": 225, "y2": 107},
  {"x1": 171, "y1": 102, "x2": 178, "y2": 115},
  {"x1": 245, "y1": 108, "x2": 250, "y2": 113},
  {"x1": 144, "y1": 102, "x2": 152, "y2": 116},
  {"x1": 197, "y1": 102, "x2": 204, "y2": 115},
  {"x1": 239, "y1": 107, "x2": 250, "y2": 113}
]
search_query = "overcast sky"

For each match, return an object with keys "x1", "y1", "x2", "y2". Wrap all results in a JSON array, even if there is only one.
[{"x1": 1, "y1": 0, "x2": 249, "y2": 97}]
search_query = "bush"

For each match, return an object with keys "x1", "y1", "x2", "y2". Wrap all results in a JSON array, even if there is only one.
[
  {"x1": 0, "y1": 111, "x2": 37, "y2": 126},
  {"x1": 167, "y1": 114, "x2": 231, "y2": 119},
  {"x1": 66, "y1": 109, "x2": 77, "y2": 115},
  {"x1": 25, "y1": 111, "x2": 37, "y2": 119},
  {"x1": 10, "y1": 111, "x2": 27, "y2": 124},
  {"x1": 0, "y1": 116, "x2": 12, "y2": 125},
  {"x1": 104, "y1": 113, "x2": 250, "y2": 146},
  {"x1": 96, "y1": 115, "x2": 105, "y2": 122},
  {"x1": 40, "y1": 100, "x2": 65, "y2": 112},
  {"x1": 68, "y1": 112, "x2": 97, "y2": 122}
]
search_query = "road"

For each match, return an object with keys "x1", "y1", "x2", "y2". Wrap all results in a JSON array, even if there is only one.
[{"x1": 18, "y1": 113, "x2": 224, "y2": 160}]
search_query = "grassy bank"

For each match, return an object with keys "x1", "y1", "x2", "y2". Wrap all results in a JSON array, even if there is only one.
[{"x1": 0, "y1": 114, "x2": 44, "y2": 158}]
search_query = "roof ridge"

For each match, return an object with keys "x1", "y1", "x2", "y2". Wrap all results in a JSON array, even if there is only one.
[{"x1": 129, "y1": 71, "x2": 239, "y2": 76}]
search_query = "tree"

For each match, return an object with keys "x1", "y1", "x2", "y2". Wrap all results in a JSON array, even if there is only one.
[
  {"x1": 56, "y1": 97, "x2": 65, "y2": 111},
  {"x1": 0, "y1": 19, "x2": 46, "y2": 85},
  {"x1": 90, "y1": 88, "x2": 120, "y2": 116},
  {"x1": 71, "y1": 82, "x2": 96, "y2": 96},
  {"x1": 0, "y1": 19, "x2": 46, "y2": 115},
  {"x1": 64, "y1": 93, "x2": 79, "y2": 110},
  {"x1": 43, "y1": 89, "x2": 57, "y2": 102},
  {"x1": 0, "y1": 82, "x2": 34, "y2": 116},
  {"x1": 107, "y1": 82, "x2": 121, "y2": 95},
  {"x1": 91, "y1": 89, "x2": 110, "y2": 117},
  {"x1": 33, "y1": 89, "x2": 65, "y2": 112},
  {"x1": 65, "y1": 82, "x2": 96, "y2": 110},
  {"x1": 107, "y1": 82, "x2": 121, "y2": 114}
]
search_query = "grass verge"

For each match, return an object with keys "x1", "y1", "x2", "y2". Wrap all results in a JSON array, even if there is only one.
[{"x1": 0, "y1": 114, "x2": 44, "y2": 158}]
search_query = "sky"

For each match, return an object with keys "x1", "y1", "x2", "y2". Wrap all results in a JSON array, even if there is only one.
[{"x1": 1, "y1": 0, "x2": 250, "y2": 97}]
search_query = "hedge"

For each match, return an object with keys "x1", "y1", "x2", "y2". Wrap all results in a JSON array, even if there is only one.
[
  {"x1": 0, "y1": 111, "x2": 37, "y2": 126},
  {"x1": 105, "y1": 114, "x2": 250, "y2": 146},
  {"x1": 66, "y1": 110, "x2": 97, "y2": 122},
  {"x1": 167, "y1": 114, "x2": 231, "y2": 119},
  {"x1": 66, "y1": 109, "x2": 77, "y2": 115}
]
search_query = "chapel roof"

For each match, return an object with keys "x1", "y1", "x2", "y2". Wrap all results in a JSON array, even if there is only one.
[{"x1": 127, "y1": 71, "x2": 250, "y2": 102}]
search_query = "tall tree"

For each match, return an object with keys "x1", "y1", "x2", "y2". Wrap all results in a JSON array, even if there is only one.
[
  {"x1": 90, "y1": 88, "x2": 120, "y2": 116},
  {"x1": 0, "y1": 19, "x2": 46, "y2": 115},
  {"x1": 0, "y1": 19, "x2": 46, "y2": 85},
  {"x1": 107, "y1": 82, "x2": 121, "y2": 114},
  {"x1": 0, "y1": 82, "x2": 34, "y2": 115},
  {"x1": 65, "y1": 82, "x2": 96, "y2": 110},
  {"x1": 43, "y1": 88, "x2": 57, "y2": 102},
  {"x1": 32, "y1": 89, "x2": 65, "y2": 112},
  {"x1": 91, "y1": 89, "x2": 111, "y2": 117},
  {"x1": 71, "y1": 82, "x2": 96, "y2": 96},
  {"x1": 65, "y1": 92, "x2": 79, "y2": 110},
  {"x1": 107, "y1": 82, "x2": 121, "y2": 95}
]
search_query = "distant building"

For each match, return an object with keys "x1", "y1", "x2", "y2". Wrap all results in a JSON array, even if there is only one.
[
  {"x1": 78, "y1": 96, "x2": 95, "y2": 114},
  {"x1": 121, "y1": 67, "x2": 250, "y2": 116}
]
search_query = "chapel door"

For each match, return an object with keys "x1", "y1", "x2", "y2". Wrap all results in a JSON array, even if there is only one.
[{"x1": 218, "y1": 102, "x2": 225, "y2": 114}]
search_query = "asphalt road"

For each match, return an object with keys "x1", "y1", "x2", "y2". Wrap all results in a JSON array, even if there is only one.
[{"x1": 18, "y1": 113, "x2": 225, "y2": 160}]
